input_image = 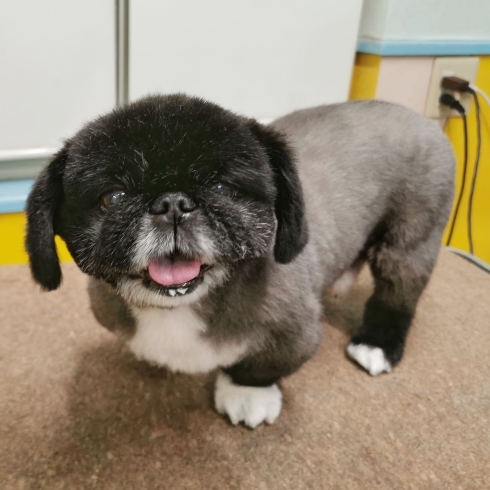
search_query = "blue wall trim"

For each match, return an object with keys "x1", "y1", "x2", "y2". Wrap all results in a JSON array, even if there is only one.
[
  {"x1": 358, "y1": 38, "x2": 490, "y2": 56},
  {"x1": 0, "y1": 179, "x2": 34, "y2": 213}
]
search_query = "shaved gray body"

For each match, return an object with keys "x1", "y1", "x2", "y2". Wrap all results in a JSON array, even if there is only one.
[{"x1": 275, "y1": 100, "x2": 453, "y2": 287}]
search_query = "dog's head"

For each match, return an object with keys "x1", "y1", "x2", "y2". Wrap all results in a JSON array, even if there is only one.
[{"x1": 26, "y1": 94, "x2": 308, "y2": 307}]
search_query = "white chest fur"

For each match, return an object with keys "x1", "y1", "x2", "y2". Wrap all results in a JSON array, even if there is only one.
[{"x1": 127, "y1": 306, "x2": 248, "y2": 374}]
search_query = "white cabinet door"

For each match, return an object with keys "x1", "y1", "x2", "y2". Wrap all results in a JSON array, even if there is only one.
[
  {"x1": 0, "y1": 0, "x2": 115, "y2": 154},
  {"x1": 130, "y1": 0, "x2": 363, "y2": 120}
]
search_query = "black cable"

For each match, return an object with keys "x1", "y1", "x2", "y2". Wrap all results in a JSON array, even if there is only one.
[
  {"x1": 440, "y1": 93, "x2": 469, "y2": 247},
  {"x1": 466, "y1": 89, "x2": 481, "y2": 255},
  {"x1": 445, "y1": 113, "x2": 468, "y2": 246}
]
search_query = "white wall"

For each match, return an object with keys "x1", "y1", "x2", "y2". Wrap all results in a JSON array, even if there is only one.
[
  {"x1": 358, "y1": 0, "x2": 391, "y2": 40},
  {"x1": 0, "y1": 0, "x2": 115, "y2": 153},
  {"x1": 130, "y1": 0, "x2": 363, "y2": 121},
  {"x1": 359, "y1": 0, "x2": 490, "y2": 41},
  {"x1": 0, "y1": 1, "x2": 363, "y2": 157}
]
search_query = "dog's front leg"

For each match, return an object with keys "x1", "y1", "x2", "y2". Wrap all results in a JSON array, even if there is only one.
[
  {"x1": 214, "y1": 357, "x2": 296, "y2": 429},
  {"x1": 214, "y1": 372, "x2": 282, "y2": 429}
]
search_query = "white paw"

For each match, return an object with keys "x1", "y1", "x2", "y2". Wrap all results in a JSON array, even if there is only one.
[
  {"x1": 346, "y1": 343, "x2": 392, "y2": 376},
  {"x1": 214, "y1": 371, "x2": 282, "y2": 429}
]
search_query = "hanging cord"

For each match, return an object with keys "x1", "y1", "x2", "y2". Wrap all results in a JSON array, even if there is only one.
[
  {"x1": 469, "y1": 85, "x2": 490, "y2": 107},
  {"x1": 439, "y1": 94, "x2": 468, "y2": 247},
  {"x1": 445, "y1": 114, "x2": 469, "y2": 247},
  {"x1": 466, "y1": 88, "x2": 482, "y2": 255}
]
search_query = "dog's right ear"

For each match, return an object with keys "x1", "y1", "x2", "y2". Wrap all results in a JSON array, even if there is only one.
[{"x1": 25, "y1": 144, "x2": 69, "y2": 291}]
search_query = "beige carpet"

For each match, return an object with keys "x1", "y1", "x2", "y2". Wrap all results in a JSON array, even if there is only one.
[{"x1": 1, "y1": 250, "x2": 489, "y2": 489}]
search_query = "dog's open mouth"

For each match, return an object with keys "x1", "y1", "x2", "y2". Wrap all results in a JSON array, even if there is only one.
[{"x1": 142, "y1": 255, "x2": 210, "y2": 297}]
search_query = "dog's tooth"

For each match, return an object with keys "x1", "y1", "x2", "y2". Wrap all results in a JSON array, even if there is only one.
[
  {"x1": 168, "y1": 289, "x2": 177, "y2": 297},
  {"x1": 177, "y1": 288, "x2": 187, "y2": 295}
]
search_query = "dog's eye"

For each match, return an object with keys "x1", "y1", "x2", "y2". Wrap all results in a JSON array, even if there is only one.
[
  {"x1": 100, "y1": 190, "x2": 126, "y2": 208},
  {"x1": 212, "y1": 183, "x2": 236, "y2": 198}
]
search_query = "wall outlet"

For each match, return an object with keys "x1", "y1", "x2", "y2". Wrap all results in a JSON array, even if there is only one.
[{"x1": 424, "y1": 57, "x2": 480, "y2": 119}]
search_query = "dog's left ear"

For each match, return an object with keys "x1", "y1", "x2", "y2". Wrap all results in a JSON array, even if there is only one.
[
  {"x1": 248, "y1": 120, "x2": 308, "y2": 263},
  {"x1": 25, "y1": 144, "x2": 69, "y2": 291}
]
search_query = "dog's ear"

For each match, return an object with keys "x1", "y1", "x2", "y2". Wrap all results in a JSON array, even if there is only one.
[
  {"x1": 25, "y1": 144, "x2": 69, "y2": 291},
  {"x1": 248, "y1": 120, "x2": 308, "y2": 263}
]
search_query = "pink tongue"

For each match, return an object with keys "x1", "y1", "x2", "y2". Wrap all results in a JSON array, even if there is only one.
[{"x1": 148, "y1": 257, "x2": 202, "y2": 286}]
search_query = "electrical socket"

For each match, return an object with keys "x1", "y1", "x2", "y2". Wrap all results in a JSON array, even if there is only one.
[{"x1": 424, "y1": 57, "x2": 480, "y2": 119}]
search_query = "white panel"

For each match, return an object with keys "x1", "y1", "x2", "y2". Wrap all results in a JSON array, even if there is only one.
[
  {"x1": 359, "y1": 0, "x2": 490, "y2": 41},
  {"x1": 375, "y1": 57, "x2": 434, "y2": 114},
  {"x1": 0, "y1": 0, "x2": 115, "y2": 152},
  {"x1": 385, "y1": 0, "x2": 490, "y2": 40},
  {"x1": 130, "y1": 0, "x2": 363, "y2": 120},
  {"x1": 358, "y1": 0, "x2": 391, "y2": 40}
]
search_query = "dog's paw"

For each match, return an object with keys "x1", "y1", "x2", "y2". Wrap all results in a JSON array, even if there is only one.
[
  {"x1": 214, "y1": 371, "x2": 282, "y2": 429},
  {"x1": 346, "y1": 343, "x2": 392, "y2": 376}
]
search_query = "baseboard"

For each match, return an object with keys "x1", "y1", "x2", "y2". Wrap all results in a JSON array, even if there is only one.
[{"x1": 0, "y1": 148, "x2": 56, "y2": 180}]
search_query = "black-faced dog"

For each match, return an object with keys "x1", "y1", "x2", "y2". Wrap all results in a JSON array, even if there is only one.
[{"x1": 26, "y1": 94, "x2": 454, "y2": 428}]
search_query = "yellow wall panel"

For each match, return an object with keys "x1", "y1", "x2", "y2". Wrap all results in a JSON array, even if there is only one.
[
  {"x1": 442, "y1": 56, "x2": 490, "y2": 263},
  {"x1": 0, "y1": 212, "x2": 72, "y2": 266},
  {"x1": 349, "y1": 53, "x2": 381, "y2": 100}
]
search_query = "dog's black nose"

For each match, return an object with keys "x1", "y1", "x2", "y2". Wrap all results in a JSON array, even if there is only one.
[{"x1": 150, "y1": 192, "x2": 197, "y2": 219}]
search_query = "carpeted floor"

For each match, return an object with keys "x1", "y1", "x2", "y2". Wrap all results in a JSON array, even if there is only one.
[{"x1": 1, "y1": 250, "x2": 489, "y2": 489}]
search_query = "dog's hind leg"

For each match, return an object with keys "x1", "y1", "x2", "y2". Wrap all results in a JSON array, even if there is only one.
[{"x1": 346, "y1": 224, "x2": 443, "y2": 376}]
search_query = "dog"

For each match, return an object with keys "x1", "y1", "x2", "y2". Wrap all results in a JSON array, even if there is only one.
[{"x1": 26, "y1": 94, "x2": 455, "y2": 428}]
